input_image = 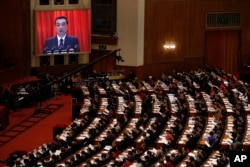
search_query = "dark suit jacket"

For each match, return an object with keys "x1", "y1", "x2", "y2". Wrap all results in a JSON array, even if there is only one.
[{"x1": 43, "y1": 35, "x2": 80, "y2": 54}]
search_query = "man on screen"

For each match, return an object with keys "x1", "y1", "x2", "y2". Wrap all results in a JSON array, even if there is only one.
[{"x1": 43, "y1": 16, "x2": 80, "y2": 54}]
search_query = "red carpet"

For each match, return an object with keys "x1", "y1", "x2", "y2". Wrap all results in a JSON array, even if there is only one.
[{"x1": 0, "y1": 94, "x2": 72, "y2": 166}]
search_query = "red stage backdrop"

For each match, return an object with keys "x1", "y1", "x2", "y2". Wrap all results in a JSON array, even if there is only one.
[{"x1": 35, "y1": 9, "x2": 91, "y2": 55}]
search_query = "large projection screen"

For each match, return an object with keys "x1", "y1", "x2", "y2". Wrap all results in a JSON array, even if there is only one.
[{"x1": 35, "y1": 9, "x2": 91, "y2": 55}]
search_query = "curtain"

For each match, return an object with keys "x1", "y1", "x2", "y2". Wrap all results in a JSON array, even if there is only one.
[
  {"x1": 35, "y1": 9, "x2": 91, "y2": 54},
  {"x1": 205, "y1": 30, "x2": 239, "y2": 73}
]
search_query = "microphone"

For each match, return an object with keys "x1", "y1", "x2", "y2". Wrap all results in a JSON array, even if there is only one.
[
  {"x1": 74, "y1": 44, "x2": 79, "y2": 52},
  {"x1": 66, "y1": 45, "x2": 71, "y2": 53},
  {"x1": 43, "y1": 47, "x2": 48, "y2": 53},
  {"x1": 67, "y1": 45, "x2": 74, "y2": 53},
  {"x1": 51, "y1": 46, "x2": 56, "y2": 54}
]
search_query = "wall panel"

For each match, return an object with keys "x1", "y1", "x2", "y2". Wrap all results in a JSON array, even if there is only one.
[
  {"x1": 0, "y1": 0, "x2": 31, "y2": 79},
  {"x1": 144, "y1": 0, "x2": 250, "y2": 76}
]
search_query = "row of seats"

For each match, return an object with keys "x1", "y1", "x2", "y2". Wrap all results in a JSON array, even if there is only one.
[{"x1": 9, "y1": 66, "x2": 250, "y2": 167}]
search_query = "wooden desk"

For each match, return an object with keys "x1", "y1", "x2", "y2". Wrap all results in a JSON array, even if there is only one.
[
  {"x1": 219, "y1": 115, "x2": 234, "y2": 149},
  {"x1": 177, "y1": 116, "x2": 196, "y2": 149},
  {"x1": 135, "y1": 117, "x2": 156, "y2": 148},
  {"x1": 155, "y1": 115, "x2": 177, "y2": 149},
  {"x1": 242, "y1": 114, "x2": 250, "y2": 150},
  {"x1": 176, "y1": 149, "x2": 199, "y2": 167},
  {"x1": 125, "y1": 82, "x2": 138, "y2": 94},
  {"x1": 201, "y1": 150, "x2": 229, "y2": 167},
  {"x1": 198, "y1": 116, "x2": 216, "y2": 147},
  {"x1": 142, "y1": 81, "x2": 154, "y2": 93},
  {"x1": 104, "y1": 146, "x2": 136, "y2": 166},
  {"x1": 94, "y1": 118, "x2": 118, "y2": 145}
]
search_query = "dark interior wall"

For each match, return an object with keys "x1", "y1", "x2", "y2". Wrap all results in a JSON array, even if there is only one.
[
  {"x1": 1, "y1": 0, "x2": 250, "y2": 83},
  {"x1": 0, "y1": 0, "x2": 30, "y2": 84},
  {"x1": 142, "y1": 0, "x2": 250, "y2": 79}
]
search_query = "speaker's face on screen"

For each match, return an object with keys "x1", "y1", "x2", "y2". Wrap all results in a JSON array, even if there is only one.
[{"x1": 55, "y1": 18, "x2": 68, "y2": 37}]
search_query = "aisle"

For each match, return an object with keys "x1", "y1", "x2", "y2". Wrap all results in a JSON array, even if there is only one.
[{"x1": 0, "y1": 95, "x2": 72, "y2": 166}]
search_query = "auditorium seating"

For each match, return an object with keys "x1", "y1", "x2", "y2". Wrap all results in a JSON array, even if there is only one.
[{"x1": 9, "y1": 66, "x2": 250, "y2": 167}]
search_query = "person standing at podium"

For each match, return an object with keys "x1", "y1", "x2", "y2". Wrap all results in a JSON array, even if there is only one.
[{"x1": 43, "y1": 16, "x2": 80, "y2": 54}]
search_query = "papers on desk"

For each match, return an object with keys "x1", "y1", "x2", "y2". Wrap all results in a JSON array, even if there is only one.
[
  {"x1": 123, "y1": 103, "x2": 128, "y2": 108},
  {"x1": 104, "y1": 145, "x2": 112, "y2": 151},
  {"x1": 208, "y1": 107, "x2": 215, "y2": 112},
  {"x1": 231, "y1": 88, "x2": 238, "y2": 93},
  {"x1": 55, "y1": 150, "x2": 61, "y2": 156},
  {"x1": 103, "y1": 108, "x2": 109, "y2": 115},
  {"x1": 80, "y1": 108, "x2": 89, "y2": 114},
  {"x1": 242, "y1": 115, "x2": 250, "y2": 145},
  {"x1": 58, "y1": 134, "x2": 67, "y2": 141},
  {"x1": 89, "y1": 144, "x2": 94, "y2": 150},
  {"x1": 17, "y1": 87, "x2": 29, "y2": 95},
  {"x1": 188, "y1": 152, "x2": 196, "y2": 158},
  {"x1": 74, "y1": 119, "x2": 82, "y2": 126},
  {"x1": 204, "y1": 140, "x2": 211, "y2": 147},
  {"x1": 77, "y1": 133, "x2": 90, "y2": 140},
  {"x1": 18, "y1": 97, "x2": 24, "y2": 101}
]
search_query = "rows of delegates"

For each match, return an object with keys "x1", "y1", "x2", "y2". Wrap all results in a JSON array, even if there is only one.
[{"x1": 7, "y1": 65, "x2": 250, "y2": 167}]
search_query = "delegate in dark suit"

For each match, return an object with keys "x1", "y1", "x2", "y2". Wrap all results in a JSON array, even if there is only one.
[
  {"x1": 43, "y1": 16, "x2": 80, "y2": 54},
  {"x1": 43, "y1": 35, "x2": 80, "y2": 54}
]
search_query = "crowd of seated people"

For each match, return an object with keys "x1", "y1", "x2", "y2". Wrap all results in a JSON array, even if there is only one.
[
  {"x1": 2, "y1": 82, "x2": 40, "y2": 110},
  {"x1": 0, "y1": 72, "x2": 76, "y2": 111},
  {"x1": 6, "y1": 65, "x2": 250, "y2": 167}
]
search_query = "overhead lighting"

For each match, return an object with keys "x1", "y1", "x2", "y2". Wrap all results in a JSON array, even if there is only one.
[{"x1": 163, "y1": 43, "x2": 176, "y2": 50}]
